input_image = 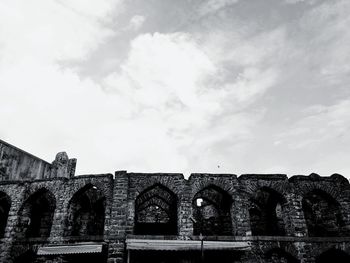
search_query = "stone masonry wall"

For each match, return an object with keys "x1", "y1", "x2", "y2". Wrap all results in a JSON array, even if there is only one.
[
  {"x1": 0, "y1": 154, "x2": 350, "y2": 262},
  {"x1": 0, "y1": 140, "x2": 76, "y2": 181}
]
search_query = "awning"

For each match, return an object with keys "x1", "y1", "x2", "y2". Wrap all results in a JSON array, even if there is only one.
[
  {"x1": 126, "y1": 239, "x2": 251, "y2": 251},
  {"x1": 37, "y1": 243, "x2": 103, "y2": 255}
]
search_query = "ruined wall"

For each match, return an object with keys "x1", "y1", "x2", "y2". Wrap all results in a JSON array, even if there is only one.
[
  {"x1": 1, "y1": 171, "x2": 350, "y2": 263},
  {"x1": 0, "y1": 140, "x2": 76, "y2": 181},
  {"x1": 0, "y1": 141, "x2": 350, "y2": 262}
]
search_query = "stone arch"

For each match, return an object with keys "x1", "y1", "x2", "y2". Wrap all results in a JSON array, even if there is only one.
[
  {"x1": 243, "y1": 180, "x2": 291, "y2": 197},
  {"x1": 249, "y1": 187, "x2": 287, "y2": 236},
  {"x1": 302, "y1": 189, "x2": 344, "y2": 237},
  {"x1": 65, "y1": 183, "x2": 106, "y2": 238},
  {"x1": 190, "y1": 178, "x2": 234, "y2": 200},
  {"x1": 17, "y1": 188, "x2": 56, "y2": 239},
  {"x1": 134, "y1": 183, "x2": 178, "y2": 235},
  {"x1": 296, "y1": 181, "x2": 342, "y2": 203},
  {"x1": 0, "y1": 191, "x2": 11, "y2": 238},
  {"x1": 316, "y1": 248, "x2": 350, "y2": 263},
  {"x1": 13, "y1": 249, "x2": 36, "y2": 263},
  {"x1": 265, "y1": 248, "x2": 299, "y2": 263},
  {"x1": 135, "y1": 176, "x2": 183, "y2": 198},
  {"x1": 192, "y1": 184, "x2": 232, "y2": 235}
]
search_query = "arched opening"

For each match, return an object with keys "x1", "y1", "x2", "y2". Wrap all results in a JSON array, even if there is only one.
[
  {"x1": 65, "y1": 184, "x2": 106, "y2": 238},
  {"x1": 316, "y1": 248, "x2": 350, "y2": 263},
  {"x1": 13, "y1": 250, "x2": 36, "y2": 263},
  {"x1": 135, "y1": 184, "x2": 177, "y2": 235},
  {"x1": 265, "y1": 248, "x2": 299, "y2": 263},
  {"x1": 18, "y1": 188, "x2": 56, "y2": 239},
  {"x1": 249, "y1": 187, "x2": 286, "y2": 236},
  {"x1": 302, "y1": 189, "x2": 344, "y2": 237},
  {"x1": 0, "y1": 191, "x2": 11, "y2": 238},
  {"x1": 192, "y1": 185, "x2": 232, "y2": 236}
]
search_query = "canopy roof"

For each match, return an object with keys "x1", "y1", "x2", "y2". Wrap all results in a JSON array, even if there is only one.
[
  {"x1": 37, "y1": 243, "x2": 103, "y2": 255},
  {"x1": 126, "y1": 239, "x2": 250, "y2": 251}
]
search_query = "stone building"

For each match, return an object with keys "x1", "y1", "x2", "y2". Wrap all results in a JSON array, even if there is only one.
[{"x1": 1, "y1": 139, "x2": 350, "y2": 262}]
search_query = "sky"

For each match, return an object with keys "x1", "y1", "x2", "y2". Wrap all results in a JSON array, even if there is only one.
[{"x1": 1, "y1": 0, "x2": 350, "y2": 177}]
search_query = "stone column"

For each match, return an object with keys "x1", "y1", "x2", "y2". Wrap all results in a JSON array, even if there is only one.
[
  {"x1": 48, "y1": 182, "x2": 68, "y2": 243},
  {"x1": 233, "y1": 193, "x2": 252, "y2": 236},
  {"x1": 178, "y1": 184, "x2": 193, "y2": 238},
  {"x1": 0, "y1": 185, "x2": 27, "y2": 263},
  {"x1": 107, "y1": 171, "x2": 128, "y2": 263},
  {"x1": 286, "y1": 193, "x2": 308, "y2": 237}
]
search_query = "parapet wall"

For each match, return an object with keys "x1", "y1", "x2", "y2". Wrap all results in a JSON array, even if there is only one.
[
  {"x1": 0, "y1": 140, "x2": 76, "y2": 181},
  {"x1": 0, "y1": 140, "x2": 350, "y2": 263},
  {"x1": 0, "y1": 170, "x2": 349, "y2": 262}
]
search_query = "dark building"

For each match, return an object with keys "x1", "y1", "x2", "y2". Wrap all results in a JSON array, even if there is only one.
[{"x1": 1, "y1": 139, "x2": 350, "y2": 262}]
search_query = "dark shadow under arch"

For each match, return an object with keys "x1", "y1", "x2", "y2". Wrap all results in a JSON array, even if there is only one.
[
  {"x1": 65, "y1": 184, "x2": 106, "y2": 238},
  {"x1": 192, "y1": 185, "x2": 232, "y2": 236},
  {"x1": 13, "y1": 249, "x2": 36, "y2": 263},
  {"x1": 18, "y1": 188, "x2": 56, "y2": 239},
  {"x1": 249, "y1": 187, "x2": 287, "y2": 236},
  {"x1": 0, "y1": 191, "x2": 11, "y2": 238},
  {"x1": 316, "y1": 248, "x2": 350, "y2": 263},
  {"x1": 302, "y1": 189, "x2": 344, "y2": 237},
  {"x1": 135, "y1": 184, "x2": 178, "y2": 235}
]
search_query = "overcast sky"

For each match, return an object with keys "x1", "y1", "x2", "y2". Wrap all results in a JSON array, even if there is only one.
[{"x1": 1, "y1": 0, "x2": 350, "y2": 177}]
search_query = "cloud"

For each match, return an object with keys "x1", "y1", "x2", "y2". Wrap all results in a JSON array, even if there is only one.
[
  {"x1": 2, "y1": 0, "x2": 350, "y2": 177},
  {"x1": 128, "y1": 15, "x2": 146, "y2": 31},
  {"x1": 0, "y1": 0, "x2": 124, "y2": 170},
  {"x1": 285, "y1": 0, "x2": 318, "y2": 4},
  {"x1": 198, "y1": 0, "x2": 239, "y2": 17},
  {"x1": 0, "y1": 0, "x2": 122, "y2": 63},
  {"x1": 105, "y1": 32, "x2": 217, "y2": 110},
  {"x1": 280, "y1": 100, "x2": 350, "y2": 149},
  {"x1": 101, "y1": 30, "x2": 281, "y2": 174},
  {"x1": 273, "y1": 99, "x2": 350, "y2": 175}
]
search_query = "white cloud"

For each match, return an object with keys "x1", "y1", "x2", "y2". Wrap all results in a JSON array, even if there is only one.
[
  {"x1": 0, "y1": 0, "x2": 121, "y2": 63},
  {"x1": 105, "y1": 32, "x2": 217, "y2": 110},
  {"x1": 2, "y1": 0, "x2": 350, "y2": 177},
  {"x1": 285, "y1": 0, "x2": 318, "y2": 4},
  {"x1": 198, "y1": 0, "x2": 239, "y2": 17},
  {"x1": 0, "y1": 0, "x2": 125, "y2": 173},
  {"x1": 57, "y1": 0, "x2": 124, "y2": 20},
  {"x1": 273, "y1": 99, "x2": 350, "y2": 175},
  {"x1": 128, "y1": 15, "x2": 146, "y2": 31},
  {"x1": 279, "y1": 100, "x2": 350, "y2": 148},
  {"x1": 101, "y1": 30, "x2": 279, "y2": 174}
]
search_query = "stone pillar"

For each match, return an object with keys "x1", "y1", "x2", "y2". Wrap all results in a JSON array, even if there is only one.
[
  {"x1": 333, "y1": 175, "x2": 350, "y2": 235},
  {"x1": 48, "y1": 183, "x2": 68, "y2": 243},
  {"x1": 178, "y1": 184, "x2": 193, "y2": 238},
  {"x1": 339, "y1": 194, "x2": 350, "y2": 235},
  {"x1": 286, "y1": 193, "x2": 308, "y2": 237},
  {"x1": 107, "y1": 171, "x2": 128, "y2": 263},
  {"x1": 233, "y1": 193, "x2": 252, "y2": 236},
  {"x1": 0, "y1": 185, "x2": 27, "y2": 263}
]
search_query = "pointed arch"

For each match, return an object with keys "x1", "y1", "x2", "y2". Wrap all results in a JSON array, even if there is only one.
[
  {"x1": 302, "y1": 189, "x2": 344, "y2": 237},
  {"x1": 192, "y1": 185, "x2": 232, "y2": 235},
  {"x1": 13, "y1": 249, "x2": 36, "y2": 263},
  {"x1": 249, "y1": 187, "x2": 287, "y2": 236},
  {"x1": 0, "y1": 191, "x2": 11, "y2": 238},
  {"x1": 316, "y1": 248, "x2": 350, "y2": 263},
  {"x1": 135, "y1": 183, "x2": 178, "y2": 235},
  {"x1": 18, "y1": 188, "x2": 56, "y2": 239},
  {"x1": 65, "y1": 184, "x2": 106, "y2": 238}
]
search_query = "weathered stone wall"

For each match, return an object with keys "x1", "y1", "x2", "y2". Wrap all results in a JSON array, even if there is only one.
[
  {"x1": 1, "y1": 171, "x2": 350, "y2": 262},
  {"x1": 0, "y1": 174, "x2": 113, "y2": 262},
  {"x1": 1, "y1": 141, "x2": 350, "y2": 262},
  {"x1": 0, "y1": 140, "x2": 76, "y2": 181}
]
